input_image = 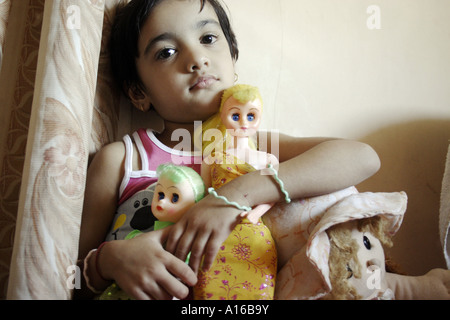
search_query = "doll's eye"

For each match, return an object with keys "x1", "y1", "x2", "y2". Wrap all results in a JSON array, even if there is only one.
[
  {"x1": 346, "y1": 264, "x2": 353, "y2": 279},
  {"x1": 158, "y1": 192, "x2": 165, "y2": 200},
  {"x1": 363, "y1": 235, "x2": 371, "y2": 250},
  {"x1": 142, "y1": 198, "x2": 149, "y2": 206},
  {"x1": 172, "y1": 193, "x2": 179, "y2": 203},
  {"x1": 247, "y1": 113, "x2": 255, "y2": 121},
  {"x1": 232, "y1": 113, "x2": 240, "y2": 121},
  {"x1": 134, "y1": 200, "x2": 140, "y2": 208}
]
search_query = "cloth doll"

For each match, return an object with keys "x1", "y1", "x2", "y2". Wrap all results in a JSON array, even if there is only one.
[
  {"x1": 100, "y1": 164, "x2": 205, "y2": 300},
  {"x1": 274, "y1": 191, "x2": 450, "y2": 300},
  {"x1": 193, "y1": 84, "x2": 278, "y2": 300},
  {"x1": 274, "y1": 191, "x2": 406, "y2": 299},
  {"x1": 324, "y1": 215, "x2": 396, "y2": 299}
]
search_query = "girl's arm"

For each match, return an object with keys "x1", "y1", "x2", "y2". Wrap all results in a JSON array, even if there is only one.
[
  {"x1": 166, "y1": 135, "x2": 380, "y2": 273},
  {"x1": 245, "y1": 133, "x2": 381, "y2": 204},
  {"x1": 76, "y1": 142, "x2": 196, "y2": 299},
  {"x1": 78, "y1": 142, "x2": 124, "y2": 259}
]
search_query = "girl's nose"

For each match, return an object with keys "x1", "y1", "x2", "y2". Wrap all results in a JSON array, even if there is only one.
[{"x1": 186, "y1": 48, "x2": 209, "y2": 72}]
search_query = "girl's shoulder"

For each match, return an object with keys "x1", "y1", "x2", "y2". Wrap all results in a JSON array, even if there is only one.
[
  {"x1": 89, "y1": 141, "x2": 129, "y2": 177},
  {"x1": 95, "y1": 141, "x2": 126, "y2": 163}
]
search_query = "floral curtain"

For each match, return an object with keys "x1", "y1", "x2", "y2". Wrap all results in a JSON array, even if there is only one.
[{"x1": 0, "y1": 0, "x2": 124, "y2": 299}]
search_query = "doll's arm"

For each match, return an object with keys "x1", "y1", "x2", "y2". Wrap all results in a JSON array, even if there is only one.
[
  {"x1": 240, "y1": 203, "x2": 275, "y2": 224},
  {"x1": 386, "y1": 269, "x2": 450, "y2": 300}
]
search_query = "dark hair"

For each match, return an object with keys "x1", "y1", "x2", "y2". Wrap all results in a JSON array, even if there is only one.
[{"x1": 109, "y1": 0, "x2": 239, "y2": 97}]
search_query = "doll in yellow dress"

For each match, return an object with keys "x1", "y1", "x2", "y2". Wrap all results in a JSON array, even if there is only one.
[{"x1": 194, "y1": 84, "x2": 278, "y2": 300}]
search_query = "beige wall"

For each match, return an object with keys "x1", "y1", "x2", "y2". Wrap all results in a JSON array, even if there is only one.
[{"x1": 226, "y1": 0, "x2": 450, "y2": 275}]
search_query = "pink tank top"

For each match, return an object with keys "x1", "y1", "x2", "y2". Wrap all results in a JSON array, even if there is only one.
[
  {"x1": 119, "y1": 128, "x2": 202, "y2": 205},
  {"x1": 105, "y1": 128, "x2": 201, "y2": 241}
]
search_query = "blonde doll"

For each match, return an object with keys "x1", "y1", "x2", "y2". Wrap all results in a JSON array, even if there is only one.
[{"x1": 193, "y1": 84, "x2": 279, "y2": 300}]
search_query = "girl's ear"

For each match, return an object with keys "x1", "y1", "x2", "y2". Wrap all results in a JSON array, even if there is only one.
[{"x1": 127, "y1": 85, "x2": 152, "y2": 112}]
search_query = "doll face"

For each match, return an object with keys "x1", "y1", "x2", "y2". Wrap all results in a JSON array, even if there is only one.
[
  {"x1": 151, "y1": 176, "x2": 196, "y2": 223},
  {"x1": 221, "y1": 97, "x2": 262, "y2": 137},
  {"x1": 346, "y1": 222, "x2": 389, "y2": 300}
]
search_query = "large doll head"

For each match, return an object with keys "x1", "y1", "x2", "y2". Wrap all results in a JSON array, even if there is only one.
[
  {"x1": 284, "y1": 191, "x2": 408, "y2": 300},
  {"x1": 326, "y1": 216, "x2": 394, "y2": 300},
  {"x1": 151, "y1": 164, "x2": 205, "y2": 223}
]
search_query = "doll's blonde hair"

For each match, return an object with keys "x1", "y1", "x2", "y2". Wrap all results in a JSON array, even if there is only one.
[
  {"x1": 198, "y1": 84, "x2": 262, "y2": 157},
  {"x1": 325, "y1": 216, "x2": 393, "y2": 300}
]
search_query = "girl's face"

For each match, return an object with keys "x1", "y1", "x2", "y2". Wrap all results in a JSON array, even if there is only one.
[
  {"x1": 221, "y1": 97, "x2": 262, "y2": 138},
  {"x1": 152, "y1": 175, "x2": 196, "y2": 223},
  {"x1": 135, "y1": 0, "x2": 236, "y2": 126}
]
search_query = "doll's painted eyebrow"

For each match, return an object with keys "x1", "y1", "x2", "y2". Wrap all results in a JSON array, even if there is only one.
[{"x1": 143, "y1": 19, "x2": 220, "y2": 57}]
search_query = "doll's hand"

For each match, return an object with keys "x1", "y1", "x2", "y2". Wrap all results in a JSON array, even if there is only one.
[
  {"x1": 420, "y1": 268, "x2": 450, "y2": 299},
  {"x1": 387, "y1": 268, "x2": 450, "y2": 300},
  {"x1": 240, "y1": 203, "x2": 274, "y2": 224},
  {"x1": 165, "y1": 192, "x2": 246, "y2": 274},
  {"x1": 98, "y1": 227, "x2": 197, "y2": 300}
]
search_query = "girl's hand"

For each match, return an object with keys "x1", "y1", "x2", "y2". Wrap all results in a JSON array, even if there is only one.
[
  {"x1": 98, "y1": 227, "x2": 197, "y2": 300},
  {"x1": 165, "y1": 192, "x2": 246, "y2": 274}
]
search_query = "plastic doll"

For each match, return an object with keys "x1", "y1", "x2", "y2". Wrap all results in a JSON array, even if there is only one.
[
  {"x1": 193, "y1": 84, "x2": 279, "y2": 300},
  {"x1": 151, "y1": 163, "x2": 205, "y2": 230},
  {"x1": 201, "y1": 84, "x2": 280, "y2": 224},
  {"x1": 100, "y1": 164, "x2": 205, "y2": 300}
]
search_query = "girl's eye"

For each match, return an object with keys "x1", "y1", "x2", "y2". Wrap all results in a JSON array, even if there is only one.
[
  {"x1": 201, "y1": 34, "x2": 217, "y2": 45},
  {"x1": 232, "y1": 113, "x2": 240, "y2": 121},
  {"x1": 363, "y1": 235, "x2": 371, "y2": 250},
  {"x1": 247, "y1": 113, "x2": 255, "y2": 121},
  {"x1": 158, "y1": 192, "x2": 165, "y2": 200},
  {"x1": 172, "y1": 193, "x2": 179, "y2": 203},
  {"x1": 156, "y1": 47, "x2": 176, "y2": 60}
]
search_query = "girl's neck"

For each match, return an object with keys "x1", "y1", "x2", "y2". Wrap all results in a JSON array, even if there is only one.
[{"x1": 156, "y1": 121, "x2": 195, "y2": 149}]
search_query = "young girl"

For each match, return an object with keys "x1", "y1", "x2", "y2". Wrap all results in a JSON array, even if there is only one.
[{"x1": 77, "y1": 0, "x2": 380, "y2": 300}]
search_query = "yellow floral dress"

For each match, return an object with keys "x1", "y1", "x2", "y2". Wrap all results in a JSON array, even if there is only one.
[{"x1": 194, "y1": 152, "x2": 277, "y2": 300}]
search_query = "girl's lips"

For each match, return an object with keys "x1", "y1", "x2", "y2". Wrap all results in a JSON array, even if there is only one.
[
  {"x1": 189, "y1": 76, "x2": 217, "y2": 90},
  {"x1": 156, "y1": 205, "x2": 163, "y2": 211}
]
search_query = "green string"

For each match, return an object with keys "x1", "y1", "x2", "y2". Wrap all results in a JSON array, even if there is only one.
[
  {"x1": 208, "y1": 187, "x2": 251, "y2": 211},
  {"x1": 208, "y1": 164, "x2": 291, "y2": 210},
  {"x1": 267, "y1": 164, "x2": 291, "y2": 203}
]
